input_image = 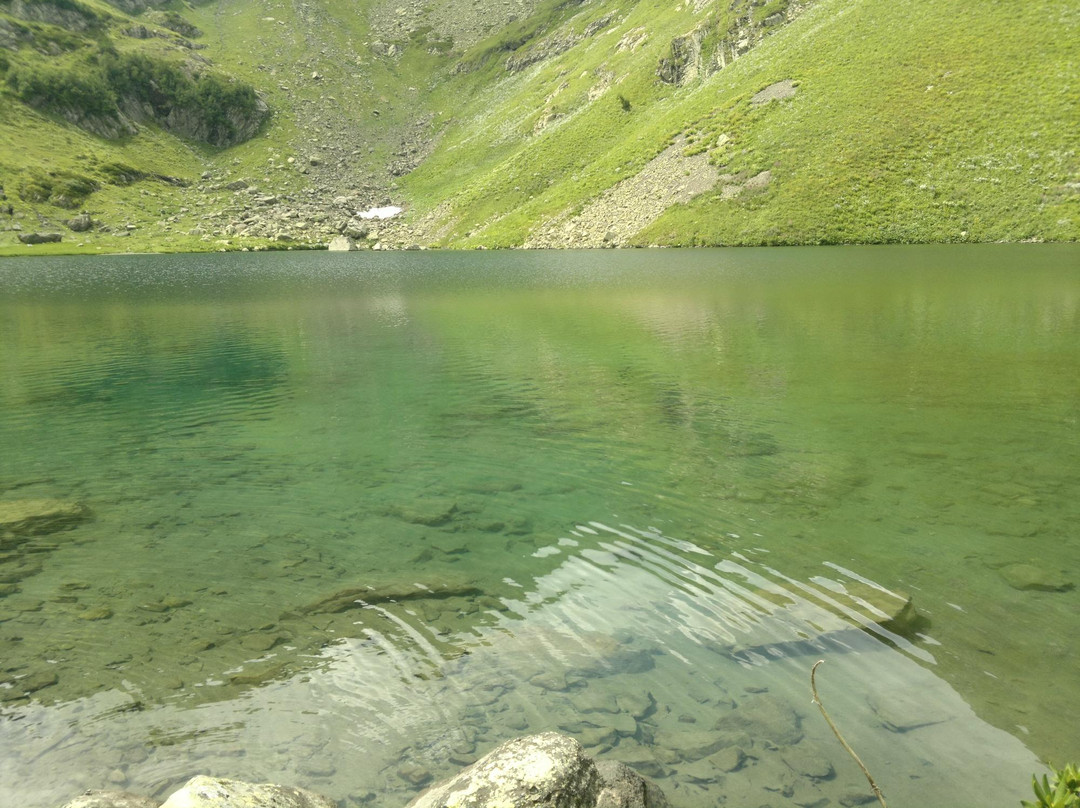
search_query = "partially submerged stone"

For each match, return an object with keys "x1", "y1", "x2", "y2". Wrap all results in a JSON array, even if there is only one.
[
  {"x1": 60, "y1": 791, "x2": 159, "y2": 808},
  {"x1": 595, "y1": 760, "x2": 668, "y2": 808},
  {"x1": 406, "y1": 732, "x2": 667, "y2": 808},
  {"x1": 159, "y1": 775, "x2": 336, "y2": 808}
]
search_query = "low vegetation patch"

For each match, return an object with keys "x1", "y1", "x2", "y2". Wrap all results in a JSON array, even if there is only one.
[
  {"x1": 6, "y1": 45, "x2": 264, "y2": 146},
  {"x1": 16, "y1": 167, "x2": 99, "y2": 207}
]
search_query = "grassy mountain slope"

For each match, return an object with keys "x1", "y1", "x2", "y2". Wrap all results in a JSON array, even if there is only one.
[
  {"x1": 0, "y1": 0, "x2": 1076, "y2": 255},
  {"x1": 403, "y1": 0, "x2": 1079, "y2": 247}
]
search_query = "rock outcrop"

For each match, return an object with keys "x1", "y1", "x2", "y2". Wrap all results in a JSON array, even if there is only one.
[
  {"x1": 406, "y1": 732, "x2": 667, "y2": 808},
  {"x1": 657, "y1": 1, "x2": 813, "y2": 87}
]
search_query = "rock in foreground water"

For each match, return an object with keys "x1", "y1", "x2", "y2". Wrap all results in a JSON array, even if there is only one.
[
  {"x1": 60, "y1": 790, "x2": 158, "y2": 808},
  {"x1": 158, "y1": 776, "x2": 337, "y2": 808},
  {"x1": 406, "y1": 732, "x2": 667, "y2": 808}
]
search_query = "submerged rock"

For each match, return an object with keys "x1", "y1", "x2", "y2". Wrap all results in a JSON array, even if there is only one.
[
  {"x1": 158, "y1": 775, "x2": 336, "y2": 808},
  {"x1": 393, "y1": 499, "x2": 458, "y2": 526},
  {"x1": 867, "y1": 688, "x2": 953, "y2": 733},
  {"x1": 0, "y1": 499, "x2": 91, "y2": 545},
  {"x1": 999, "y1": 563, "x2": 1073, "y2": 592},
  {"x1": 297, "y1": 574, "x2": 482, "y2": 614},
  {"x1": 716, "y1": 694, "x2": 804, "y2": 746},
  {"x1": 650, "y1": 729, "x2": 726, "y2": 763},
  {"x1": 407, "y1": 732, "x2": 667, "y2": 808}
]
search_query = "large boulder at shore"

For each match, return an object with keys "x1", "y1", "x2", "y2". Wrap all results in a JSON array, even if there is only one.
[
  {"x1": 328, "y1": 234, "x2": 358, "y2": 251},
  {"x1": 158, "y1": 776, "x2": 337, "y2": 808},
  {"x1": 406, "y1": 732, "x2": 667, "y2": 808}
]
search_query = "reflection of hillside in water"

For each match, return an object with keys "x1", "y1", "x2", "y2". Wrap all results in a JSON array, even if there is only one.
[
  {"x1": 411, "y1": 261, "x2": 1080, "y2": 763},
  {"x1": 0, "y1": 521, "x2": 1042, "y2": 808}
]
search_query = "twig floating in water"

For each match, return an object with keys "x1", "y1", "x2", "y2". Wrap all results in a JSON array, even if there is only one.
[{"x1": 810, "y1": 659, "x2": 888, "y2": 808}]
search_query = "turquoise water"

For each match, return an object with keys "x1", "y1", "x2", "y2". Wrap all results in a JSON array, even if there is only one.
[{"x1": 1, "y1": 245, "x2": 1077, "y2": 807}]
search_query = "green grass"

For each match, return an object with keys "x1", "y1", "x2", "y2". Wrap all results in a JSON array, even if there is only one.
[{"x1": 401, "y1": 0, "x2": 1079, "y2": 247}]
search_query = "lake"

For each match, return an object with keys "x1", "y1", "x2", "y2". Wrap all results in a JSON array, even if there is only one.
[{"x1": 1, "y1": 245, "x2": 1077, "y2": 808}]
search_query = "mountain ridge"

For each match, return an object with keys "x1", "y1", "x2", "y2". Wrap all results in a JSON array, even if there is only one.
[{"x1": 0, "y1": 0, "x2": 1076, "y2": 254}]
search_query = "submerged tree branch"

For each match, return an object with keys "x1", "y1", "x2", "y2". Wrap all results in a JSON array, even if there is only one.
[{"x1": 810, "y1": 659, "x2": 888, "y2": 808}]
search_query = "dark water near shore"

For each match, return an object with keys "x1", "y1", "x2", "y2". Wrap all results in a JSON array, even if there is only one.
[{"x1": 1, "y1": 245, "x2": 1077, "y2": 807}]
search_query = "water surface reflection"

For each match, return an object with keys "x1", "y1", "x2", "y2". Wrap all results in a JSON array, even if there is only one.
[{"x1": 1, "y1": 245, "x2": 1077, "y2": 806}]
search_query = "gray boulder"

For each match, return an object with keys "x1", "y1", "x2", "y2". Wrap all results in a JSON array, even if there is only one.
[
  {"x1": 595, "y1": 760, "x2": 668, "y2": 808},
  {"x1": 66, "y1": 213, "x2": 94, "y2": 232},
  {"x1": 17, "y1": 232, "x2": 62, "y2": 244},
  {"x1": 158, "y1": 775, "x2": 336, "y2": 808},
  {"x1": 406, "y1": 732, "x2": 667, "y2": 808}
]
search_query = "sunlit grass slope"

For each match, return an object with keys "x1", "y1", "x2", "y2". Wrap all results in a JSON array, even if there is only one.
[{"x1": 404, "y1": 0, "x2": 1079, "y2": 246}]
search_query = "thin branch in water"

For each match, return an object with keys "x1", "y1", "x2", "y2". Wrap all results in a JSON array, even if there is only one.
[{"x1": 810, "y1": 659, "x2": 888, "y2": 808}]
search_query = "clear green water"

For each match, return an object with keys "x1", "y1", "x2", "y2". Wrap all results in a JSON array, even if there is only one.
[{"x1": 1, "y1": 245, "x2": 1077, "y2": 807}]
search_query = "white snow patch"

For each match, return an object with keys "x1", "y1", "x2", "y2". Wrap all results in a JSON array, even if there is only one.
[{"x1": 357, "y1": 205, "x2": 403, "y2": 220}]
